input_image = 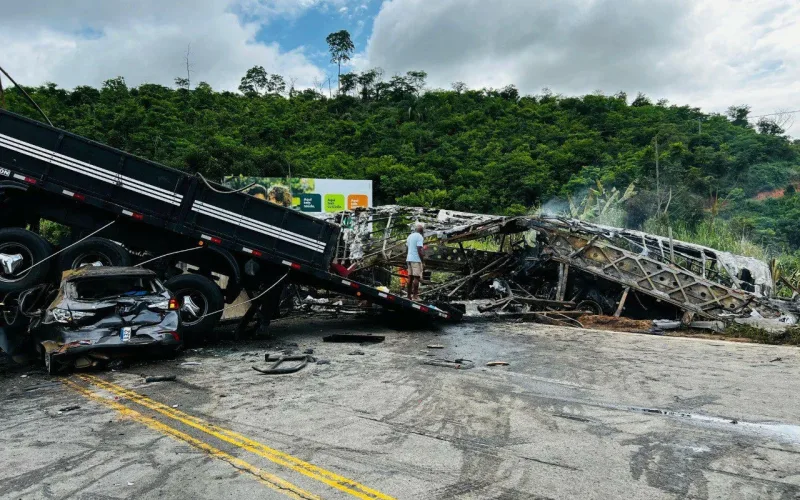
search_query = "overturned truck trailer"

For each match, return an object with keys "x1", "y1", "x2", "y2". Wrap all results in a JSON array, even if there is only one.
[{"x1": 327, "y1": 206, "x2": 796, "y2": 324}]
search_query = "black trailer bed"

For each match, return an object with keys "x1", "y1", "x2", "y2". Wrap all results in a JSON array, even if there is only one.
[{"x1": 0, "y1": 109, "x2": 459, "y2": 322}]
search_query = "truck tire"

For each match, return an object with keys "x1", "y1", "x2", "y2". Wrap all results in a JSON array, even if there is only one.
[
  {"x1": 58, "y1": 237, "x2": 131, "y2": 270},
  {"x1": 165, "y1": 274, "x2": 224, "y2": 344},
  {"x1": 0, "y1": 228, "x2": 52, "y2": 293}
]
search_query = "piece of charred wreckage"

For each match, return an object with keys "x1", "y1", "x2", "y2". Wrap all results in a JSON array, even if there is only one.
[{"x1": 322, "y1": 206, "x2": 797, "y2": 329}]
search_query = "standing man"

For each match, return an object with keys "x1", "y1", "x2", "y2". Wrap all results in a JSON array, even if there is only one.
[{"x1": 406, "y1": 222, "x2": 425, "y2": 300}]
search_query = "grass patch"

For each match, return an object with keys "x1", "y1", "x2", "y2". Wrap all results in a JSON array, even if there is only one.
[{"x1": 722, "y1": 323, "x2": 800, "y2": 346}]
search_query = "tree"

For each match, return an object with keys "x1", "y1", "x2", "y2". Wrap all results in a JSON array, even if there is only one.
[
  {"x1": 174, "y1": 77, "x2": 190, "y2": 90},
  {"x1": 499, "y1": 84, "x2": 519, "y2": 101},
  {"x1": 325, "y1": 30, "x2": 355, "y2": 93},
  {"x1": 266, "y1": 74, "x2": 286, "y2": 95},
  {"x1": 339, "y1": 72, "x2": 357, "y2": 96},
  {"x1": 451, "y1": 81, "x2": 467, "y2": 94},
  {"x1": 405, "y1": 71, "x2": 427, "y2": 97},
  {"x1": 357, "y1": 69, "x2": 381, "y2": 100},
  {"x1": 727, "y1": 105, "x2": 751, "y2": 127},
  {"x1": 631, "y1": 92, "x2": 652, "y2": 107},
  {"x1": 757, "y1": 118, "x2": 785, "y2": 136},
  {"x1": 239, "y1": 65, "x2": 268, "y2": 95}
]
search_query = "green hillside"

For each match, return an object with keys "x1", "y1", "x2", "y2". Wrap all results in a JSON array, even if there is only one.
[{"x1": 3, "y1": 71, "x2": 799, "y2": 253}]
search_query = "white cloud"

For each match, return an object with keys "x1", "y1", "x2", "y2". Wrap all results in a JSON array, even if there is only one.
[
  {"x1": 363, "y1": 0, "x2": 800, "y2": 136},
  {"x1": 0, "y1": 0, "x2": 325, "y2": 91}
]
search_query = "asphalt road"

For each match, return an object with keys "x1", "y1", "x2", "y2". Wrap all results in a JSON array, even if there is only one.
[{"x1": 2, "y1": 317, "x2": 800, "y2": 499}]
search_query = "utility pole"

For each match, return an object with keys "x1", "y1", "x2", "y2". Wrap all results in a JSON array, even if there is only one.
[
  {"x1": 698, "y1": 118, "x2": 702, "y2": 134},
  {"x1": 184, "y1": 43, "x2": 193, "y2": 90}
]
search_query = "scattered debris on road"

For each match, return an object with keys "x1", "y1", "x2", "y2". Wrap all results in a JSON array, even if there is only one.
[
  {"x1": 323, "y1": 333, "x2": 385, "y2": 343},
  {"x1": 252, "y1": 354, "x2": 313, "y2": 374},
  {"x1": 422, "y1": 358, "x2": 475, "y2": 369},
  {"x1": 486, "y1": 361, "x2": 509, "y2": 366}
]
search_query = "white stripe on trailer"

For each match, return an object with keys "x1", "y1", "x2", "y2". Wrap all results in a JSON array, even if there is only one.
[
  {"x1": 122, "y1": 210, "x2": 134, "y2": 216},
  {"x1": 193, "y1": 204, "x2": 318, "y2": 250},
  {"x1": 62, "y1": 189, "x2": 74, "y2": 197},
  {"x1": 193, "y1": 204, "x2": 324, "y2": 253},
  {"x1": 193, "y1": 201, "x2": 325, "y2": 249},
  {"x1": 200, "y1": 234, "x2": 212, "y2": 241},
  {"x1": 12, "y1": 173, "x2": 26, "y2": 181},
  {"x1": 0, "y1": 134, "x2": 183, "y2": 206},
  {"x1": 0, "y1": 137, "x2": 182, "y2": 206},
  {"x1": 281, "y1": 260, "x2": 292, "y2": 266},
  {"x1": 412, "y1": 304, "x2": 421, "y2": 310},
  {"x1": 378, "y1": 292, "x2": 388, "y2": 298},
  {"x1": 242, "y1": 247, "x2": 254, "y2": 254},
  {"x1": 0, "y1": 134, "x2": 184, "y2": 202},
  {"x1": 341, "y1": 280, "x2": 351, "y2": 286},
  {"x1": 192, "y1": 201, "x2": 326, "y2": 251}
]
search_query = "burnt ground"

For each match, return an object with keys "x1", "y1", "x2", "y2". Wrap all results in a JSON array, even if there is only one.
[{"x1": 1, "y1": 316, "x2": 800, "y2": 499}]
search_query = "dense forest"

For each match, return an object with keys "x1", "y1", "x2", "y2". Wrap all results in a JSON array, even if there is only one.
[{"x1": 2, "y1": 60, "x2": 799, "y2": 258}]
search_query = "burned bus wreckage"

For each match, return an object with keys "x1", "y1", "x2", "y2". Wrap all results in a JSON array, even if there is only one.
[{"x1": 324, "y1": 206, "x2": 797, "y2": 329}]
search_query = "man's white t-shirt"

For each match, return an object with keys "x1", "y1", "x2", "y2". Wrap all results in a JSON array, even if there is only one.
[{"x1": 406, "y1": 232, "x2": 423, "y2": 262}]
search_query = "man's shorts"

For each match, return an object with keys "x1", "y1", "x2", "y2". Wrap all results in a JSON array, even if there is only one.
[{"x1": 407, "y1": 262, "x2": 423, "y2": 277}]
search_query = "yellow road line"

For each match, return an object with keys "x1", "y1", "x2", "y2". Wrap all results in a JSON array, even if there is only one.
[
  {"x1": 79, "y1": 374, "x2": 394, "y2": 500},
  {"x1": 63, "y1": 379, "x2": 319, "y2": 500}
]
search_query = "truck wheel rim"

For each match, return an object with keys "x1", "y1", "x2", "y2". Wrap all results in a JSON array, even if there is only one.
[
  {"x1": 0, "y1": 243, "x2": 34, "y2": 283},
  {"x1": 176, "y1": 289, "x2": 209, "y2": 326},
  {"x1": 71, "y1": 252, "x2": 114, "y2": 269}
]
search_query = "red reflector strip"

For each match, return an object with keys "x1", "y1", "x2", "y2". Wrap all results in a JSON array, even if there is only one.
[
  {"x1": 420, "y1": 306, "x2": 429, "y2": 313},
  {"x1": 387, "y1": 295, "x2": 396, "y2": 301},
  {"x1": 290, "y1": 262, "x2": 301, "y2": 270},
  {"x1": 242, "y1": 247, "x2": 263, "y2": 257},
  {"x1": 210, "y1": 237, "x2": 222, "y2": 244},
  {"x1": 122, "y1": 209, "x2": 143, "y2": 220},
  {"x1": 13, "y1": 173, "x2": 36, "y2": 184},
  {"x1": 64, "y1": 190, "x2": 86, "y2": 201}
]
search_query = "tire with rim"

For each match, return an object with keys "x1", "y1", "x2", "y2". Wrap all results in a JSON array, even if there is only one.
[
  {"x1": 0, "y1": 228, "x2": 51, "y2": 294},
  {"x1": 164, "y1": 273, "x2": 224, "y2": 344},
  {"x1": 58, "y1": 237, "x2": 131, "y2": 270}
]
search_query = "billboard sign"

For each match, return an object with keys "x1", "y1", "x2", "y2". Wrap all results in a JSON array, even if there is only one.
[{"x1": 222, "y1": 176, "x2": 372, "y2": 213}]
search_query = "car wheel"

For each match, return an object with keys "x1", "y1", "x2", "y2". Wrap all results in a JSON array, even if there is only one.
[
  {"x1": 44, "y1": 351, "x2": 68, "y2": 376},
  {"x1": 164, "y1": 274, "x2": 224, "y2": 345},
  {"x1": 58, "y1": 237, "x2": 131, "y2": 270},
  {"x1": 0, "y1": 228, "x2": 52, "y2": 294}
]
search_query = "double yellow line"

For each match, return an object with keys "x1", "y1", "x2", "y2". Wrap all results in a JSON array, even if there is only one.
[{"x1": 68, "y1": 374, "x2": 394, "y2": 500}]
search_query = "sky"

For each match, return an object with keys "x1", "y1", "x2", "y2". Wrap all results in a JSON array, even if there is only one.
[{"x1": 0, "y1": 0, "x2": 798, "y2": 136}]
